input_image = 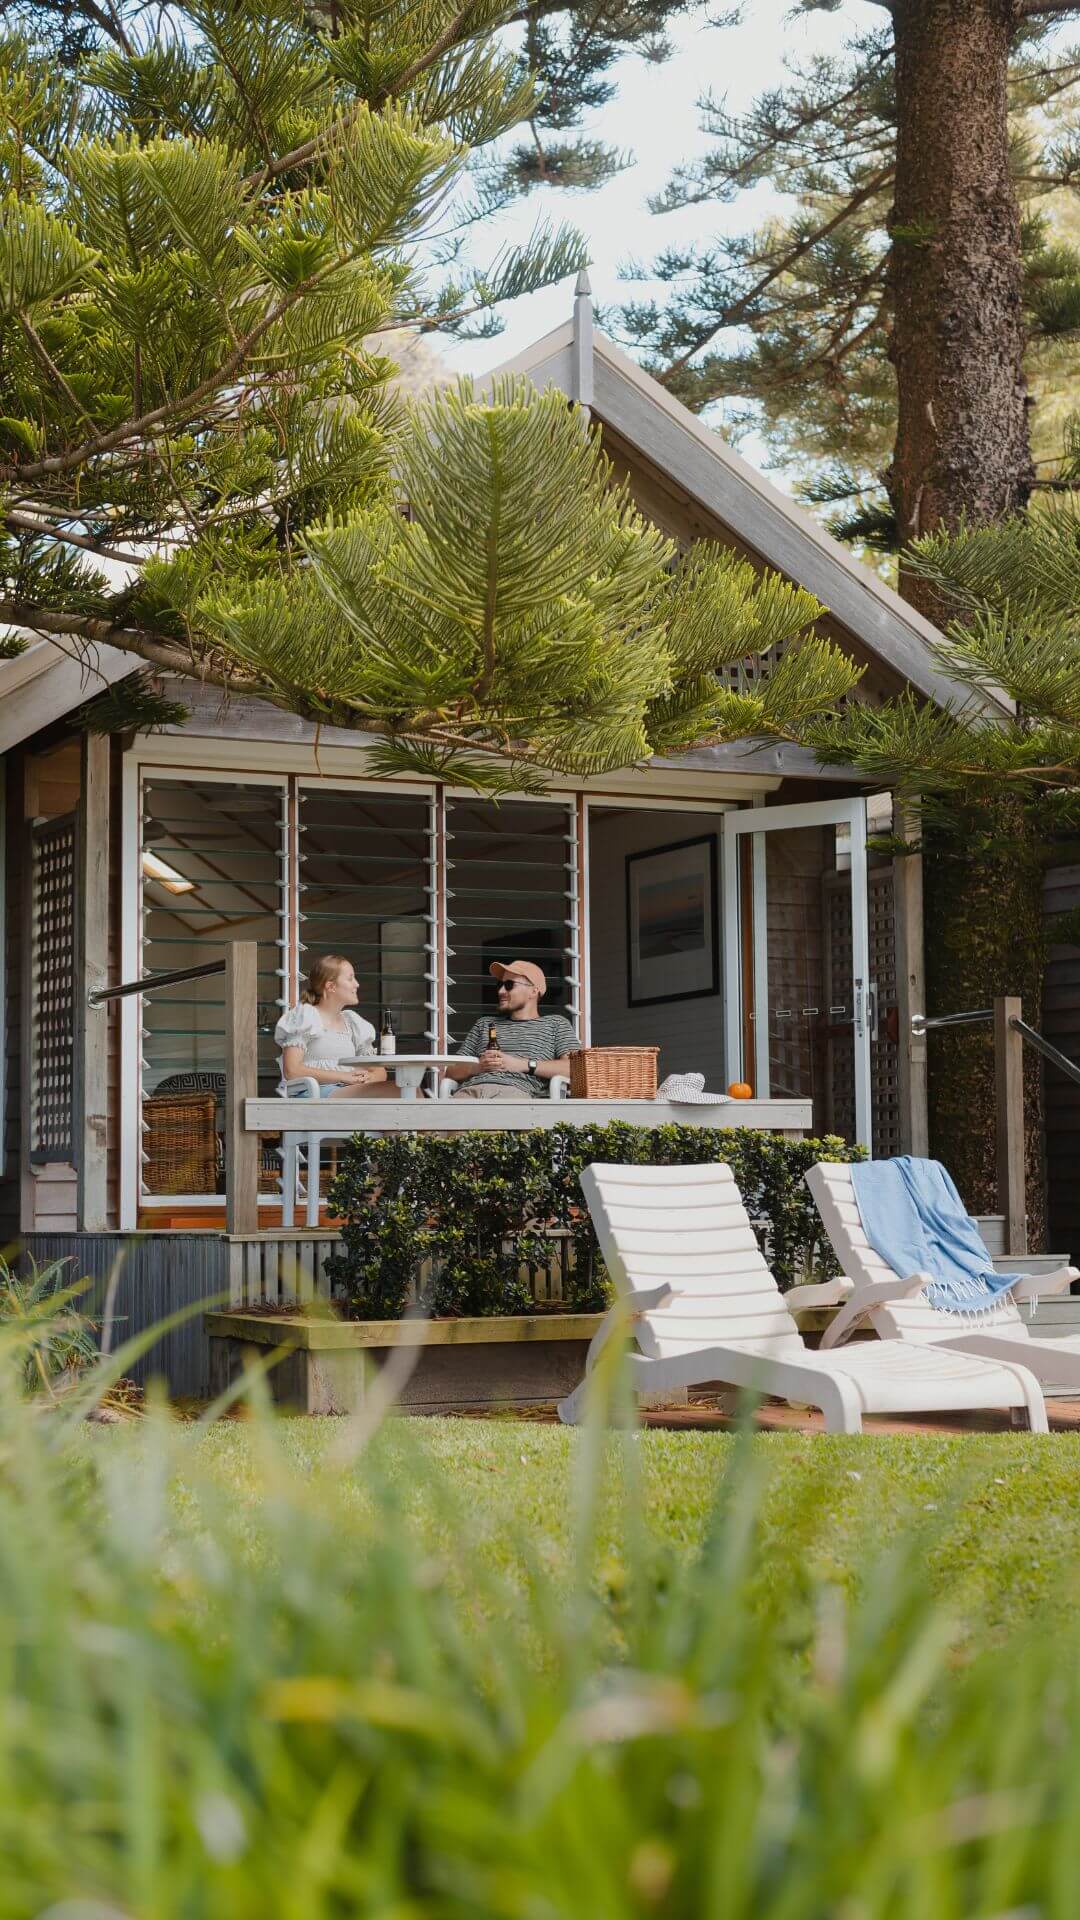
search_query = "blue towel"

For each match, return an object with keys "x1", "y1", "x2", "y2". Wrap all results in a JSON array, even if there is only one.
[{"x1": 850, "y1": 1156, "x2": 1025, "y2": 1318}]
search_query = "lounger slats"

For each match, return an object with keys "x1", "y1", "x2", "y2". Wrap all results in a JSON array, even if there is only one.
[
  {"x1": 620, "y1": 1249, "x2": 771, "y2": 1279},
  {"x1": 590, "y1": 1162, "x2": 736, "y2": 1187},
  {"x1": 615, "y1": 1226, "x2": 760, "y2": 1257},
  {"x1": 557, "y1": 1161, "x2": 1047, "y2": 1430},
  {"x1": 804, "y1": 1161, "x2": 1025, "y2": 1336},
  {"x1": 604, "y1": 1202, "x2": 755, "y2": 1233}
]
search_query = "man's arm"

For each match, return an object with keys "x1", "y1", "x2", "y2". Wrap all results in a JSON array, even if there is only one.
[
  {"x1": 443, "y1": 1022, "x2": 485, "y2": 1083},
  {"x1": 486, "y1": 1021, "x2": 578, "y2": 1078}
]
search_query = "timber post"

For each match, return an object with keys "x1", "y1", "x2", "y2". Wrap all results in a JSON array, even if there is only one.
[
  {"x1": 77, "y1": 733, "x2": 110, "y2": 1230},
  {"x1": 994, "y1": 994, "x2": 1026, "y2": 1257},
  {"x1": 225, "y1": 941, "x2": 260, "y2": 1235},
  {"x1": 893, "y1": 801, "x2": 928, "y2": 1157}
]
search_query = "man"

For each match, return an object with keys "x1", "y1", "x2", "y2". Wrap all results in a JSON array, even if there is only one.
[{"x1": 444, "y1": 960, "x2": 579, "y2": 1099}]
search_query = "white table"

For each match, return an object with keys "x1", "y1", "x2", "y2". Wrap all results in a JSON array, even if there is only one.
[{"x1": 365, "y1": 1052, "x2": 477, "y2": 1101}]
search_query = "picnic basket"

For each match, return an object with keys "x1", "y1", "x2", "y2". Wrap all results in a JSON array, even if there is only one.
[{"x1": 569, "y1": 1046, "x2": 658, "y2": 1100}]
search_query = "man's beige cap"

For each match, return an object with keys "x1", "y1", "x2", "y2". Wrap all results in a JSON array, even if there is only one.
[{"x1": 489, "y1": 959, "x2": 547, "y2": 996}]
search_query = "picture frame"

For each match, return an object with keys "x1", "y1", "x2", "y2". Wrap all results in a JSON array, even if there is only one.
[{"x1": 626, "y1": 833, "x2": 719, "y2": 1008}]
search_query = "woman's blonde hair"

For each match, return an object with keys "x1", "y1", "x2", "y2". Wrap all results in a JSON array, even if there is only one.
[{"x1": 301, "y1": 954, "x2": 351, "y2": 1005}]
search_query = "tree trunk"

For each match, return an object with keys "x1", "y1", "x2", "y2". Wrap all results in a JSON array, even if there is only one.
[
  {"x1": 888, "y1": 0, "x2": 1033, "y2": 578},
  {"x1": 923, "y1": 799, "x2": 1046, "y2": 1250}
]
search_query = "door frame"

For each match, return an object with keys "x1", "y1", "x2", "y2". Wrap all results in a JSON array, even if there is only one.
[{"x1": 722, "y1": 796, "x2": 872, "y2": 1150}]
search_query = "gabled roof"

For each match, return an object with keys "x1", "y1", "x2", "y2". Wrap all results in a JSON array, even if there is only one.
[
  {"x1": 0, "y1": 636, "x2": 132, "y2": 754},
  {"x1": 486, "y1": 274, "x2": 1003, "y2": 717}
]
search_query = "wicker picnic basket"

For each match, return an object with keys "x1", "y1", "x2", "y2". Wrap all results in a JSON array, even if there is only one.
[
  {"x1": 142, "y1": 1090, "x2": 218, "y2": 1194},
  {"x1": 569, "y1": 1046, "x2": 659, "y2": 1100}
]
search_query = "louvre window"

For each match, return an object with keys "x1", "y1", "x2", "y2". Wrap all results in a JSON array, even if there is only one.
[
  {"x1": 140, "y1": 779, "x2": 287, "y2": 1194},
  {"x1": 298, "y1": 787, "x2": 436, "y2": 1045},
  {"x1": 445, "y1": 798, "x2": 578, "y2": 1045}
]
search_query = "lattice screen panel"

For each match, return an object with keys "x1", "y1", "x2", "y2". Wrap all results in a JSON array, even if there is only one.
[{"x1": 30, "y1": 812, "x2": 78, "y2": 1163}]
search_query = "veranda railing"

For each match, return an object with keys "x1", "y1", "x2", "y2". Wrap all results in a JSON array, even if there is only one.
[{"x1": 913, "y1": 995, "x2": 1080, "y2": 1256}]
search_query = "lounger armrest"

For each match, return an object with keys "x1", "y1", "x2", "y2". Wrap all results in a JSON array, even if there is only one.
[
  {"x1": 623, "y1": 1282, "x2": 676, "y2": 1315},
  {"x1": 787, "y1": 1277, "x2": 853, "y2": 1312},
  {"x1": 819, "y1": 1271, "x2": 931, "y2": 1350},
  {"x1": 583, "y1": 1283, "x2": 676, "y2": 1376},
  {"x1": 1009, "y1": 1265, "x2": 1078, "y2": 1303}
]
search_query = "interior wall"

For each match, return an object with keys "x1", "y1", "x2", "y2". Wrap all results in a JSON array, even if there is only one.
[{"x1": 587, "y1": 808, "x2": 728, "y2": 1090}]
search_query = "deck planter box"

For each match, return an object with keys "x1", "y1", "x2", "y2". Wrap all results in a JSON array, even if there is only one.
[{"x1": 206, "y1": 1310, "x2": 609, "y2": 1415}]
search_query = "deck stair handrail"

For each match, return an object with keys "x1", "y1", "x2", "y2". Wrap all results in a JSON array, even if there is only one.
[
  {"x1": 87, "y1": 959, "x2": 226, "y2": 1008},
  {"x1": 910, "y1": 995, "x2": 1080, "y2": 1257},
  {"x1": 912, "y1": 1006, "x2": 1080, "y2": 1090}
]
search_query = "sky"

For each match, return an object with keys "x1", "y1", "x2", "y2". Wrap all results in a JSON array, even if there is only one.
[{"x1": 439, "y1": 0, "x2": 882, "y2": 426}]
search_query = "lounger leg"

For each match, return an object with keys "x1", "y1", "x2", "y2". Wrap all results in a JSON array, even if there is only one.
[{"x1": 816, "y1": 1375, "x2": 864, "y2": 1434}]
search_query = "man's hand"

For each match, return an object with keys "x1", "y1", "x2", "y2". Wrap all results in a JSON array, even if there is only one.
[{"x1": 479, "y1": 1048, "x2": 527, "y2": 1072}]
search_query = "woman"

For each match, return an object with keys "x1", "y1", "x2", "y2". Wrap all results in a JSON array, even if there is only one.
[{"x1": 275, "y1": 955, "x2": 399, "y2": 1099}]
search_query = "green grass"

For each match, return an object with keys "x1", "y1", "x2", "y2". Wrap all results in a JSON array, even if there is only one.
[
  {"x1": 7, "y1": 1360, "x2": 1080, "y2": 1919},
  {"x1": 94, "y1": 1416, "x2": 1080, "y2": 1640}
]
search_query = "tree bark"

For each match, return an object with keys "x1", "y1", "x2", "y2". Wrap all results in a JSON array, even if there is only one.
[
  {"x1": 923, "y1": 799, "x2": 1046, "y2": 1250},
  {"x1": 888, "y1": 0, "x2": 1034, "y2": 579}
]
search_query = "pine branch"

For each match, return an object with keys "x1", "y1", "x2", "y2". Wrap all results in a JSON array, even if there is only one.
[
  {"x1": 2, "y1": 510, "x2": 144, "y2": 566},
  {"x1": 245, "y1": 4, "x2": 481, "y2": 191},
  {"x1": 661, "y1": 167, "x2": 892, "y2": 377},
  {"x1": 0, "y1": 247, "x2": 368, "y2": 486}
]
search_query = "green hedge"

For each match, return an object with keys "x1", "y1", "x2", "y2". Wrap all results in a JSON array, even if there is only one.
[{"x1": 325, "y1": 1124, "x2": 864, "y2": 1320}]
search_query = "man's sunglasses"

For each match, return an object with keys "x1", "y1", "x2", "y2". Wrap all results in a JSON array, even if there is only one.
[{"x1": 497, "y1": 978, "x2": 526, "y2": 990}]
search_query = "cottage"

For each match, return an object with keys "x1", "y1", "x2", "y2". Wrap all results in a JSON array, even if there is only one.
[{"x1": 4, "y1": 278, "x2": 1036, "y2": 1366}]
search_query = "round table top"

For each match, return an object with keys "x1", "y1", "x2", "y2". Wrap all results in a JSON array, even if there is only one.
[{"x1": 343, "y1": 1053, "x2": 477, "y2": 1068}]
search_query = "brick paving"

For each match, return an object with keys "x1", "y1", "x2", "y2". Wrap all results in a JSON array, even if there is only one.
[{"x1": 639, "y1": 1393, "x2": 1080, "y2": 1436}]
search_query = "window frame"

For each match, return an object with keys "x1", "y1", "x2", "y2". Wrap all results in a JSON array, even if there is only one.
[{"x1": 120, "y1": 744, "x2": 740, "y2": 1223}]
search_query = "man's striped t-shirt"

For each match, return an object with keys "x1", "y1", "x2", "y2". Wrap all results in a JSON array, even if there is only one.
[{"x1": 456, "y1": 1014, "x2": 580, "y2": 1096}]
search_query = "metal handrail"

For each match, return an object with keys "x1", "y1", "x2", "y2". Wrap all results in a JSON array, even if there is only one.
[
  {"x1": 1011, "y1": 1017, "x2": 1080, "y2": 1091},
  {"x1": 87, "y1": 959, "x2": 226, "y2": 1008},
  {"x1": 912, "y1": 1005, "x2": 1080, "y2": 1091},
  {"x1": 911, "y1": 1009, "x2": 992, "y2": 1033}
]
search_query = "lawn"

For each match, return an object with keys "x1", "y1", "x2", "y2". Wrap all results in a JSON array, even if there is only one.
[
  {"x1": 96, "y1": 1415, "x2": 1080, "y2": 1640},
  {"x1": 8, "y1": 1398, "x2": 1080, "y2": 1916}
]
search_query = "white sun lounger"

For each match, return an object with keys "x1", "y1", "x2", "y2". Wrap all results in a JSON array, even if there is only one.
[
  {"x1": 556, "y1": 1162, "x2": 1048, "y2": 1432},
  {"x1": 806, "y1": 1160, "x2": 1080, "y2": 1388}
]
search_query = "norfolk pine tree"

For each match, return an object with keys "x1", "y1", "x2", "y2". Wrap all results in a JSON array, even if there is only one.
[
  {"x1": 0, "y1": 7, "x2": 859, "y2": 789},
  {"x1": 615, "y1": 11, "x2": 1080, "y2": 555},
  {"x1": 613, "y1": 1, "x2": 1080, "y2": 1225},
  {"x1": 807, "y1": 502, "x2": 1080, "y2": 1241}
]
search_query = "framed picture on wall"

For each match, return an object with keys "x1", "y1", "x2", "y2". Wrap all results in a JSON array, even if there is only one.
[{"x1": 626, "y1": 834, "x2": 719, "y2": 1007}]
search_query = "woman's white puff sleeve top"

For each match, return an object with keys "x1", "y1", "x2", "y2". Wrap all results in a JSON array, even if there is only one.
[{"x1": 274, "y1": 1005, "x2": 377, "y2": 1091}]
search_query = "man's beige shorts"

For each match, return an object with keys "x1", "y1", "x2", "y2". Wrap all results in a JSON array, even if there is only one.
[{"x1": 450, "y1": 1083, "x2": 532, "y2": 1100}]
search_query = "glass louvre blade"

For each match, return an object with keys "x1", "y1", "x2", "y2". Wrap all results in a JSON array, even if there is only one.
[
  {"x1": 140, "y1": 777, "x2": 288, "y2": 1198},
  {"x1": 445, "y1": 799, "x2": 578, "y2": 1045},
  {"x1": 298, "y1": 787, "x2": 436, "y2": 1048}
]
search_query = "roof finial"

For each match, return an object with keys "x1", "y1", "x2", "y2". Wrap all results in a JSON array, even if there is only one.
[{"x1": 572, "y1": 266, "x2": 594, "y2": 414}]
